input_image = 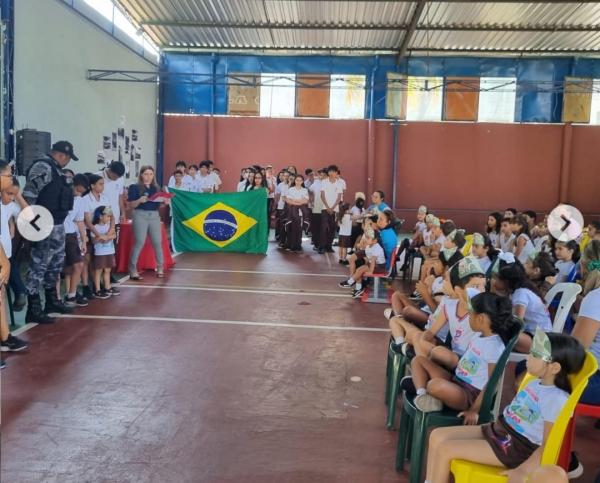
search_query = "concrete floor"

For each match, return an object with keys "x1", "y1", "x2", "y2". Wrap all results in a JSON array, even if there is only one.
[{"x1": 1, "y1": 244, "x2": 599, "y2": 482}]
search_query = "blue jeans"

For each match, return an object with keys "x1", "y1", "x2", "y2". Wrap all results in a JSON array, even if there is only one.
[
  {"x1": 580, "y1": 370, "x2": 600, "y2": 405},
  {"x1": 9, "y1": 256, "x2": 26, "y2": 296}
]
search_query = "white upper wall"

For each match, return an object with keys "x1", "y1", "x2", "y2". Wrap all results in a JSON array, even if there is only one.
[{"x1": 14, "y1": 0, "x2": 157, "y2": 181}]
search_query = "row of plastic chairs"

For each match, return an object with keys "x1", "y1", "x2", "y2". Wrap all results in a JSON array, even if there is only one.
[{"x1": 384, "y1": 282, "x2": 593, "y2": 482}]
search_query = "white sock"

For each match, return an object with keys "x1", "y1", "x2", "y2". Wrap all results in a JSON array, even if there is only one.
[
  {"x1": 346, "y1": 278, "x2": 355, "y2": 285},
  {"x1": 355, "y1": 282, "x2": 362, "y2": 290},
  {"x1": 416, "y1": 388, "x2": 426, "y2": 396},
  {"x1": 394, "y1": 336, "x2": 405, "y2": 345},
  {"x1": 68, "y1": 292, "x2": 76, "y2": 298}
]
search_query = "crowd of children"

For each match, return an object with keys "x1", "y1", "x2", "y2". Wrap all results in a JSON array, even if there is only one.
[{"x1": 383, "y1": 206, "x2": 600, "y2": 482}]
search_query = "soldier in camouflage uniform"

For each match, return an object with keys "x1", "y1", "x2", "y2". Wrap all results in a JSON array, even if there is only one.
[{"x1": 23, "y1": 141, "x2": 77, "y2": 324}]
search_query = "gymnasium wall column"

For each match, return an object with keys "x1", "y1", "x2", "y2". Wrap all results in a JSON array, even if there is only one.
[
  {"x1": 559, "y1": 122, "x2": 573, "y2": 203},
  {"x1": 367, "y1": 119, "x2": 376, "y2": 196},
  {"x1": 207, "y1": 115, "x2": 215, "y2": 161}
]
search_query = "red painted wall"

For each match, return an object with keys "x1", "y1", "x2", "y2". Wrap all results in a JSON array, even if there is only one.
[{"x1": 163, "y1": 115, "x2": 600, "y2": 232}]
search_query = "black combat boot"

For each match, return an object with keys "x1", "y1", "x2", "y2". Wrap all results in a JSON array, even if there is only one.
[
  {"x1": 25, "y1": 294, "x2": 55, "y2": 324},
  {"x1": 44, "y1": 289, "x2": 73, "y2": 316}
]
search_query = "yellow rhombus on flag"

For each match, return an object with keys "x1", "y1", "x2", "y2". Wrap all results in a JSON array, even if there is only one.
[{"x1": 182, "y1": 201, "x2": 257, "y2": 248}]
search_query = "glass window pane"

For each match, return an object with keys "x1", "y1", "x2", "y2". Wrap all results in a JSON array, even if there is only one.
[
  {"x1": 478, "y1": 77, "x2": 517, "y2": 123},
  {"x1": 590, "y1": 80, "x2": 600, "y2": 125},
  {"x1": 329, "y1": 75, "x2": 366, "y2": 119},
  {"x1": 260, "y1": 74, "x2": 296, "y2": 118},
  {"x1": 406, "y1": 76, "x2": 443, "y2": 121},
  {"x1": 386, "y1": 72, "x2": 407, "y2": 119}
]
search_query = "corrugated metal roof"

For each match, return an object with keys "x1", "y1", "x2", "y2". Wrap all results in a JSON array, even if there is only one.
[{"x1": 116, "y1": 1, "x2": 600, "y2": 55}]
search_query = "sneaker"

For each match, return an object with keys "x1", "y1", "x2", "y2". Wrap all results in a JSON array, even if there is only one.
[
  {"x1": 317, "y1": 248, "x2": 325, "y2": 254},
  {"x1": 93, "y1": 289, "x2": 111, "y2": 300},
  {"x1": 64, "y1": 296, "x2": 78, "y2": 308},
  {"x1": 338, "y1": 259, "x2": 349, "y2": 265},
  {"x1": 390, "y1": 341, "x2": 404, "y2": 354},
  {"x1": 82, "y1": 285, "x2": 95, "y2": 300},
  {"x1": 0, "y1": 358, "x2": 5, "y2": 370},
  {"x1": 325, "y1": 248, "x2": 335, "y2": 253},
  {"x1": 384, "y1": 308, "x2": 395, "y2": 320},
  {"x1": 75, "y1": 293, "x2": 90, "y2": 306},
  {"x1": 108, "y1": 287, "x2": 120, "y2": 296},
  {"x1": 567, "y1": 452, "x2": 584, "y2": 479},
  {"x1": 400, "y1": 376, "x2": 416, "y2": 395},
  {"x1": 339, "y1": 281, "x2": 354, "y2": 289},
  {"x1": 0, "y1": 334, "x2": 29, "y2": 352},
  {"x1": 353, "y1": 287, "x2": 366, "y2": 299},
  {"x1": 414, "y1": 393, "x2": 444, "y2": 412}
]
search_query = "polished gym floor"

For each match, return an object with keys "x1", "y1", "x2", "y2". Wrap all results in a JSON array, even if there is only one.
[{"x1": 2, "y1": 243, "x2": 599, "y2": 482}]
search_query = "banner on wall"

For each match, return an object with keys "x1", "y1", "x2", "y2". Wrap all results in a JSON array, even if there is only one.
[{"x1": 171, "y1": 189, "x2": 268, "y2": 254}]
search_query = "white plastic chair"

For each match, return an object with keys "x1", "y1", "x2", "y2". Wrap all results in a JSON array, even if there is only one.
[{"x1": 495, "y1": 283, "x2": 582, "y2": 417}]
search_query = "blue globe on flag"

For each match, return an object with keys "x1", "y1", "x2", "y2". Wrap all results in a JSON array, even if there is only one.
[{"x1": 203, "y1": 209, "x2": 238, "y2": 242}]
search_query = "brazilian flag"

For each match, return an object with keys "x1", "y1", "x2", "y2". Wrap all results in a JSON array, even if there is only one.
[{"x1": 171, "y1": 189, "x2": 268, "y2": 254}]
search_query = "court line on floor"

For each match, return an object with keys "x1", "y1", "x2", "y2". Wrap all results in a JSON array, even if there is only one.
[
  {"x1": 57, "y1": 314, "x2": 388, "y2": 333},
  {"x1": 120, "y1": 283, "x2": 350, "y2": 298},
  {"x1": 169, "y1": 268, "x2": 345, "y2": 278}
]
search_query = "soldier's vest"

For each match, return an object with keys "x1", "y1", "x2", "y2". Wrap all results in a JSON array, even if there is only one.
[{"x1": 31, "y1": 158, "x2": 74, "y2": 224}]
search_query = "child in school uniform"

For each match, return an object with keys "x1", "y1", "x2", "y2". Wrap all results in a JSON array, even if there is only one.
[
  {"x1": 523, "y1": 252, "x2": 557, "y2": 298},
  {"x1": 486, "y1": 212, "x2": 502, "y2": 248},
  {"x1": 470, "y1": 232, "x2": 499, "y2": 276},
  {"x1": 497, "y1": 217, "x2": 516, "y2": 252},
  {"x1": 63, "y1": 174, "x2": 90, "y2": 307},
  {"x1": 554, "y1": 240, "x2": 580, "y2": 283},
  {"x1": 511, "y1": 214, "x2": 536, "y2": 264},
  {"x1": 91, "y1": 206, "x2": 119, "y2": 299},
  {"x1": 497, "y1": 255, "x2": 552, "y2": 354},
  {"x1": 404, "y1": 291, "x2": 521, "y2": 415},
  {"x1": 338, "y1": 202, "x2": 352, "y2": 264},
  {"x1": 425, "y1": 331, "x2": 585, "y2": 483},
  {"x1": 338, "y1": 228, "x2": 386, "y2": 299}
]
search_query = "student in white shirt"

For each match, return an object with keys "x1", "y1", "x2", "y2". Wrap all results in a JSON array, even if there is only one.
[
  {"x1": 274, "y1": 170, "x2": 290, "y2": 243},
  {"x1": 236, "y1": 168, "x2": 249, "y2": 192},
  {"x1": 497, "y1": 259, "x2": 552, "y2": 353},
  {"x1": 192, "y1": 160, "x2": 216, "y2": 193},
  {"x1": 511, "y1": 214, "x2": 535, "y2": 264},
  {"x1": 486, "y1": 212, "x2": 502, "y2": 248},
  {"x1": 338, "y1": 228, "x2": 386, "y2": 299},
  {"x1": 82, "y1": 174, "x2": 113, "y2": 300},
  {"x1": 319, "y1": 164, "x2": 342, "y2": 254},
  {"x1": 497, "y1": 217, "x2": 516, "y2": 252},
  {"x1": 408, "y1": 292, "x2": 520, "y2": 415},
  {"x1": 91, "y1": 206, "x2": 118, "y2": 299},
  {"x1": 97, "y1": 161, "x2": 126, "y2": 225},
  {"x1": 206, "y1": 160, "x2": 222, "y2": 192},
  {"x1": 553, "y1": 240, "x2": 579, "y2": 284},
  {"x1": 304, "y1": 168, "x2": 315, "y2": 189},
  {"x1": 336, "y1": 172, "x2": 347, "y2": 201},
  {"x1": 337, "y1": 203, "x2": 352, "y2": 264},
  {"x1": 426, "y1": 332, "x2": 585, "y2": 483},
  {"x1": 572, "y1": 240, "x2": 600, "y2": 406},
  {"x1": 167, "y1": 170, "x2": 189, "y2": 192},
  {"x1": 265, "y1": 165, "x2": 276, "y2": 218},
  {"x1": 167, "y1": 160, "x2": 193, "y2": 190},
  {"x1": 309, "y1": 168, "x2": 326, "y2": 249},
  {"x1": 283, "y1": 174, "x2": 309, "y2": 252},
  {"x1": 470, "y1": 232, "x2": 499, "y2": 277},
  {"x1": 187, "y1": 164, "x2": 198, "y2": 182},
  {"x1": 63, "y1": 174, "x2": 90, "y2": 307},
  {"x1": 1, "y1": 177, "x2": 28, "y2": 311}
]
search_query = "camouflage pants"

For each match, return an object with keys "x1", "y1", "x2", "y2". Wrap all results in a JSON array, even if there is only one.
[{"x1": 25, "y1": 224, "x2": 66, "y2": 295}]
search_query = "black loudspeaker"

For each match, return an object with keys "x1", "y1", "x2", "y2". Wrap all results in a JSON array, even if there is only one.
[{"x1": 16, "y1": 129, "x2": 51, "y2": 175}]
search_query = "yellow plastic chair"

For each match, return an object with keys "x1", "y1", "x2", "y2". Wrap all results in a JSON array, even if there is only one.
[
  {"x1": 579, "y1": 233, "x2": 590, "y2": 254},
  {"x1": 450, "y1": 352, "x2": 598, "y2": 483},
  {"x1": 462, "y1": 234, "x2": 474, "y2": 257}
]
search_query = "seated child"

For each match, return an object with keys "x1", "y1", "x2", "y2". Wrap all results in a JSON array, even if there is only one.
[
  {"x1": 338, "y1": 228, "x2": 386, "y2": 299},
  {"x1": 425, "y1": 331, "x2": 585, "y2": 483},
  {"x1": 405, "y1": 292, "x2": 520, "y2": 414},
  {"x1": 420, "y1": 226, "x2": 465, "y2": 283},
  {"x1": 511, "y1": 214, "x2": 536, "y2": 264},
  {"x1": 524, "y1": 251, "x2": 557, "y2": 298},
  {"x1": 554, "y1": 240, "x2": 580, "y2": 284},
  {"x1": 497, "y1": 217, "x2": 516, "y2": 252},
  {"x1": 470, "y1": 232, "x2": 499, "y2": 276},
  {"x1": 413, "y1": 257, "x2": 486, "y2": 367},
  {"x1": 497, "y1": 254, "x2": 552, "y2": 353}
]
